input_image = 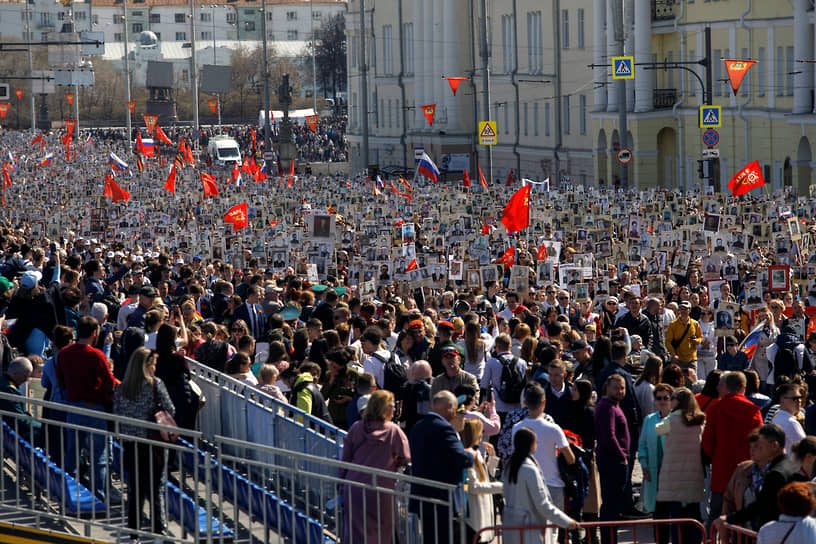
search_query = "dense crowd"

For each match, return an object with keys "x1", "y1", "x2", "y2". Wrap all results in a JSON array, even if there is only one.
[{"x1": 0, "y1": 119, "x2": 815, "y2": 543}]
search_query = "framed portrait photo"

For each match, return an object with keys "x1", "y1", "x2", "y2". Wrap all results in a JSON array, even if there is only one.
[{"x1": 768, "y1": 265, "x2": 790, "y2": 292}]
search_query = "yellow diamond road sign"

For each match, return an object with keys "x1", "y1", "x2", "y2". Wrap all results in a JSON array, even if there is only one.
[{"x1": 479, "y1": 121, "x2": 497, "y2": 146}]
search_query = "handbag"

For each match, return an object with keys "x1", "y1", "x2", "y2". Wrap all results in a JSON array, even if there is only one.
[{"x1": 152, "y1": 382, "x2": 179, "y2": 443}]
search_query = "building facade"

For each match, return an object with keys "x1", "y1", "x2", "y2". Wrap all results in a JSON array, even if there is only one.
[
  {"x1": 592, "y1": 0, "x2": 816, "y2": 192},
  {"x1": 345, "y1": 0, "x2": 596, "y2": 185}
]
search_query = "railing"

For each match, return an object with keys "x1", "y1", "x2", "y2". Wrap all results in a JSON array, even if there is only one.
[
  {"x1": 654, "y1": 88, "x2": 679, "y2": 109},
  {"x1": 475, "y1": 518, "x2": 709, "y2": 544},
  {"x1": 652, "y1": 0, "x2": 677, "y2": 21},
  {"x1": 709, "y1": 521, "x2": 758, "y2": 544},
  {"x1": 0, "y1": 390, "x2": 463, "y2": 544}
]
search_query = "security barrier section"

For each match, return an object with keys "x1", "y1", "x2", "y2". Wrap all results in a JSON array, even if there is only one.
[{"x1": 0, "y1": 522, "x2": 111, "y2": 544}]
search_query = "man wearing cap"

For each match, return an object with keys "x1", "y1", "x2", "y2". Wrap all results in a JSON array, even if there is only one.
[
  {"x1": 426, "y1": 320, "x2": 462, "y2": 376},
  {"x1": 126, "y1": 285, "x2": 158, "y2": 330},
  {"x1": 666, "y1": 301, "x2": 703, "y2": 372},
  {"x1": 718, "y1": 336, "x2": 749, "y2": 371},
  {"x1": 407, "y1": 319, "x2": 431, "y2": 361},
  {"x1": 261, "y1": 284, "x2": 283, "y2": 317},
  {"x1": 233, "y1": 285, "x2": 265, "y2": 340},
  {"x1": 430, "y1": 345, "x2": 480, "y2": 402}
]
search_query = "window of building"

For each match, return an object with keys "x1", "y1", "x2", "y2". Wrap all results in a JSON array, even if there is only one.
[
  {"x1": 579, "y1": 94, "x2": 586, "y2": 135},
  {"x1": 713, "y1": 49, "x2": 722, "y2": 96},
  {"x1": 387, "y1": 99, "x2": 392, "y2": 128},
  {"x1": 527, "y1": 11, "x2": 542, "y2": 74},
  {"x1": 176, "y1": 31, "x2": 187, "y2": 41},
  {"x1": 114, "y1": 32, "x2": 123, "y2": 41},
  {"x1": 226, "y1": 12, "x2": 236, "y2": 23},
  {"x1": 201, "y1": 31, "x2": 211, "y2": 40},
  {"x1": 181, "y1": 69, "x2": 189, "y2": 81},
  {"x1": 287, "y1": 29, "x2": 297, "y2": 40},
  {"x1": 545, "y1": 102, "x2": 550, "y2": 137},
  {"x1": 561, "y1": 10, "x2": 569, "y2": 49},
  {"x1": 58, "y1": 12, "x2": 64, "y2": 21},
  {"x1": 132, "y1": 23, "x2": 143, "y2": 33},
  {"x1": 113, "y1": 14, "x2": 124, "y2": 24},
  {"x1": 501, "y1": 14, "x2": 515, "y2": 73},
  {"x1": 534, "y1": 102, "x2": 539, "y2": 136},
  {"x1": 786, "y1": 46, "x2": 794, "y2": 96},
  {"x1": 562, "y1": 95, "x2": 570, "y2": 134},
  {"x1": 75, "y1": 10, "x2": 87, "y2": 21},
  {"x1": 396, "y1": 99, "x2": 401, "y2": 127},
  {"x1": 577, "y1": 9, "x2": 584, "y2": 49},
  {"x1": 131, "y1": 10, "x2": 143, "y2": 17},
  {"x1": 758, "y1": 47, "x2": 766, "y2": 97},
  {"x1": 175, "y1": 13, "x2": 185, "y2": 23},
  {"x1": 403, "y1": 23, "x2": 414, "y2": 74},
  {"x1": 244, "y1": 9, "x2": 255, "y2": 16},
  {"x1": 383, "y1": 25, "x2": 393, "y2": 75},
  {"x1": 313, "y1": 11, "x2": 321, "y2": 20},
  {"x1": 245, "y1": 21, "x2": 256, "y2": 31},
  {"x1": 523, "y1": 103, "x2": 528, "y2": 136},
  {"x1": 200, "y1": 12, "x2": 211, "y2": 22},
  {"x1": 92, "y1": 14, "x2": 98, "y2": 24},
  {"x1": 776, "y1": 46, "x2": 784, "y2": 96},
  {"x1": 149, "y1": 13, "x2": 160, "y2": 23},
  {"x1": 286, "y1": 11, "x2": 297, "y2": 21}
]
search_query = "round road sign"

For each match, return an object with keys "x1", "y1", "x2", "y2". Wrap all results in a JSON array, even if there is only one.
[
  {"x1": 703, "y1": 129, "x2": 719, "y2": 147},
  {"x1": 617, "y1": 148, "x2": 632, "y2": 165}
]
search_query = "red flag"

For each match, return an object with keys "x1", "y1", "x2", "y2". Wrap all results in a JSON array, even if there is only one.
[
  {"x1": 406, "y1": 258, "x2": 418, "y2": 271},
  {"x1": 185, "y1": 139, "x2": 195, "y2": 166},
  {"x1": 207, "y1": 98, "x2": 218, "y2": 115},
  {"x1": 231, "y1": 161, "x2": 241, "y2": 184},
  {"x1": 501, "y1": 184, "x2": 531, "y2": 233},
  {"x1": 0, "y1": 104, "x2": 9, "y2": 120},
  {"x1": 126, "y1": 101, "x2": 136, "y2": 114},
  {"x1": 154, "y1": 124, "x2": 173, "y2": 145},
  {"x1": 65, "y1": 92, "x2": 74, "y2": 106},
  {"x1": 724, "y1": 60, "x2": 757, "y2": 96},
  {"x1": 445, "y1": 77, "x2": 468, "y2": 96},
  {"x1": 201, "y1": 172, "x2": 219, "y2": 197},
  {"x1": 224, "y1": 203, "x2": 248, "y2": 231},
  {"x1": 164, "y1": 165, "x2": 177, "y2": 193},
  {"x1": 306, "y1": 115, "x2": 318, "y2": 132},
  {"x1": 254, "y1": 166, "x2": 267, "y2": 183},
  {"x1": 477, "y1": 164, "x2": 488, "y2": 187},
  {"x1": 421, "y1": 104, "x2": 436, "y2": 126},
  {"x1": 248, "y1": 155, "x2": 259, "y2": 175},
  {"x1": 135, "y1": 130, "x2": 144, "y2": 154},
  {"x1": 143, "y1": 114, "x2": 158, "y2": 136},
  {"x1": 728, "y1": 160, "x2": 765, "y2": 196},
  {"x1": 399, "y1": 192, "x2": 412, "y2": 204},
  {"x1": 65, "y1": 141, "x2": 71, "y2": 162},
  {"x1": 64, "y1": 119, "x2": 76, "y2": 139},
  {"x1": 537, "y1": 240, "x2": 549, "y2": 260},
  {"x1": 14, "y1": 89, "x2": 22, "y2": 101},
  {"x1": 176, "y1": 139, "x2": 187, "y2": 166},
  {"x1": 495, "y1": 246, "x2": 515, "y2": 269},
  {"x1": 463, "y1": 169, "x2": 472, "y2": 188},
  {"x1": 481, "y1": 223, "x2": 491, "y2": 235},
  {"x1": 104, "y1": 174, "x2": 130, "y2": 203},
  {"x1": 505, "y1": 169, "x2": 515, "y2": 187},
  {"x1": 250, "y1": 129, "x2": 256, "y2": 151},
  {"x1": 402, "y1": 177, "x2": 413, "y2": 192},
  {"x1": 2, "y1": 163, "x2": 10, "y2": 188},
  {"x1": 287, "y1": 158, "x2": 295, "y2": 188},
  {"x1": 31, "y1": 133, "x2": 42, "y2": 147}
]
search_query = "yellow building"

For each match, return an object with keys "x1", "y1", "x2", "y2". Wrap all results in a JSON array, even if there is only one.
[
  {"x1": 345, "y1": 0, "x2": 596, "y2": 185},
  {"x1": 593, "y1": 0, "x2": 813, "y2": 191}
]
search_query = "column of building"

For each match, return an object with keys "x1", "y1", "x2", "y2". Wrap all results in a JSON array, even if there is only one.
[
  {"x1": 793, "y1": 0, "x2": 812, "y2": 115},
  {"x1": 633, "y1": 0, "x2": 653, "y2": 112}
]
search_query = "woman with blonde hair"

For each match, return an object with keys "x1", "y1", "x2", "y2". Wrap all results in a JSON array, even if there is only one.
[
  {"x1": 512, "y1": 323, "x2": 531, "y2": 357},
  {"x1": 339, "y1": 389, "x2": 410, "y2": 543},
  {"x1": 461, "y1": 418, "x2": 503, "y2": 542},
  {"x1": 654, "y1": 387, "x2": 706, "y2": 544},
  {"x1": 752, "y1": 306, "x2": 779, "y2": 393},
  {"x1": 113, "y1": 347, "x2": 175, "y2": 538}
]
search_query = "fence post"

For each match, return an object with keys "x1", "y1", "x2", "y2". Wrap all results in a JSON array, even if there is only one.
[{"x1": 205, "y1": 451, "x2": 213, "y2": 544}]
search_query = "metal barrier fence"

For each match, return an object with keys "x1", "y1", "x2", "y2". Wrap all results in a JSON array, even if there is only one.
[
  {"x1": 474, "y1": 519, "x2": 709, "y2": 544},
  {"x1": 709, "y1": 521, "x2": 758, "y2": 544},
  {"x1": 186, "y1": 357, "x2": 346, "y2": 474},
  {"x1": 0, "y1": 391, "x2": 463, "y2": 544}
]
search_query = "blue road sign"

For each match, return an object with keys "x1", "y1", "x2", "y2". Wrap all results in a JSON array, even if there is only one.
[
  {"x1": 612, "y1": 56, "x2": 634, "y2": 80},
  {"x1": 699, "y1": 106, "x2": 721, "y2": 128},
  {"x1": 703, "y1": 129, "x2": 719, "y2": 147}
]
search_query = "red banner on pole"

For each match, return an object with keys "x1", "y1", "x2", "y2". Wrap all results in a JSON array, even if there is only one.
[
  {"x1": 421, "y1": 104, "x2": 436, "y2": 127},
  {"x1": 14, "y1": 89, "x2": 22, "y2": 101},
  {"x1": 445, "y1": 77, "x2": 468, "y2": 96},
  {"x1": 724, "y1": 59, "x2": 757, "y2": 96},
  {"x1": 143, "y1": 114, "x2": 158, "y2": 136},
  {"x1": 126, "y1": 101, "x2": 136, "y2": 114},
  {"x1": 0, "y1": 104, "x2": 9, "y2": 120},
  {"x1": 207, "y1": 98, "x2": 218, "y2": 115},
  {"x1": 65, "y1": 92, "x2": 74, "y2": 106},
  {"x1": 306, "y1": 114, "x2": 318, "y2": 132}
]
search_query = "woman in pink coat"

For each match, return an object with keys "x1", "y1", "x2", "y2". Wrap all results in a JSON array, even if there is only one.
[{"x1": 339, "y1": 389, "x2": 411, "y2": 543}]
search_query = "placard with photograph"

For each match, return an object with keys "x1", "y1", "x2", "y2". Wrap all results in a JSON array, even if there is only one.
[{"x1": 769, "y1": 265, "x2": 790, "y2": 292}]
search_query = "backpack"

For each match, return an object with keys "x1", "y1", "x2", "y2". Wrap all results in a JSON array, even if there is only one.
[
  {"x1": 374, "y1": 352, "x2": 408, "y2": 398},
  {"x1": 497, "y1": 355, "x2": 525, "y2": 404},
  {"x1": 773, "y1": 345, "x2": 801, "y2": 382},
  {"x1": 558, "y1": 429, "x2": 590, "y2": 514}
]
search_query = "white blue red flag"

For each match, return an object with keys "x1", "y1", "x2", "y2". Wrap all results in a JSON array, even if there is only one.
[
  {"x1": 109, "y1": 152, "x2": 129, "y2": 172},
  {"x1": 38, "y1": 153, "x2": 53, "y2": 167},
  {"x1": 739, "y1": 322, "x2": 764, "y2": 361},
  {"x1": 417, "y1": 152, "x2": 440, "y2": 182}
]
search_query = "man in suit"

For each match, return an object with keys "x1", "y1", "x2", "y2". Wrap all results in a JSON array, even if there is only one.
[
  {"x1": 716, "y1": 424, "x2": 807, "y2": 530},
  {"x1": 409, "y1": 391, "x2": 474, "y2": 543},
  {"x1": 232, "y1": 285, "x2": 265, "y2": 340}
]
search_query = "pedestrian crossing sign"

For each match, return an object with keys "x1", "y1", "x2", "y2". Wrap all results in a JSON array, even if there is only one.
[
  {"x1": 699, "y1": 105, "x2": 722, "y2": 128},
  {"x1": 612, "y1": 56, "x2": 634, "y2": 80}
]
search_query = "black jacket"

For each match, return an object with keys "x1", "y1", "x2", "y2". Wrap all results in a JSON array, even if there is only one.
[
  {"x1": 726, "y1": 454, "x2": 807, "y2": 529},
  {"x1": 615, "y1": 311, "x2": 652, "y2": 347}
]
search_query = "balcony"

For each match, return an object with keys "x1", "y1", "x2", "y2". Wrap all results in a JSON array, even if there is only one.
[
  {"x1": 652, "y1": 0, "x2": 677, "y2": 21},
  {"x1": 653, "y1": 88, "x2": 678, "y2": 109}
]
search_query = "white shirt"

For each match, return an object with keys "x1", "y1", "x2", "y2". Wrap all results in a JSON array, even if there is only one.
[
  {"x1": 512, "y1": 416, "x2": 569, "y2": 487},
  {"x1": 480, "y1": 352, "x2": 528, "y2": 414},
  {"x1": 771, "y1": 409, "x2": 806, "y2": 460},
  {"x1": 757, "y1": 515, "x2": 816, "y2": 544},
  {"x1": 362, "y1": 349, "x2": 391, "y2": 388}
]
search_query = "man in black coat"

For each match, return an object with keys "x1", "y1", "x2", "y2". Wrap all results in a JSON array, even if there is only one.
[{"x1": 615, "y1": 295, "x2": 651, "y2": 348}]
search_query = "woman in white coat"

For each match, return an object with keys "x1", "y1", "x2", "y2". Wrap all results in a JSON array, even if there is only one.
[
  {"x1": 462, "y1": 419, "x2": 503, "y2": 543},
  {"x1": 502, "y1": 427, "x2": 578, "y2": 544}
]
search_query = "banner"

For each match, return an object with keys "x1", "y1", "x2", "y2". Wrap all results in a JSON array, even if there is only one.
[
  {"x1": 14, "y1": 89, "x2": 22, "y2": 101},
  {"x1": 126, "y1": 101, "x2": 136, "y2": 114},
  {"x1": 724, "y1": 59, "x2": 757, "y2": 96},
  {"x1": 207, "y1": 98, "x2": 218, "y2": 115},
  {"x1": 421, "y1": 104, "x2": 436, "y2": 127},
  {"x1": 445, "y1": 77, "x2": 468, "y2": 96},
  {"x1": 0, "y1": 104, "x2": 9, "y2": 120},
  {"x1": 306, "y1": 114, "x2": 318, "y2": 132},
  {"x1": 143, "y1": 114, "x2": 158, "y2": 136},
  {"x1": 65, "y1": 92, "x2": 74, "y2": 106}
]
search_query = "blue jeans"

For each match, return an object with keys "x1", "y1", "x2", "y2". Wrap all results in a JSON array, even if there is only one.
[
  {"x1": 64, "y1": 401, "x2": 110, "y2": 499},
  {"x1": 597, "y1": 457, "x2": 628, "y2": 544}
]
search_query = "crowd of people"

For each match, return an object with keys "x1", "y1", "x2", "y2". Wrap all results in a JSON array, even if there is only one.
[{"x1": 1, "y1": 118, "x2": 816, "y2": 543}]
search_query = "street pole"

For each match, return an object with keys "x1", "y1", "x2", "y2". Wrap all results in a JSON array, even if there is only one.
[
  {"x1": 479, "y1": 0, "x2": 492, "y2": 185},
  {"x1": 613, "y1": 0, "x2": 628, "y2": 187},
  {"x1": 261, "y1": 0, "x2": 272, "y2": 154},
  {"x1": 123, "y1": 0, "x2": 132, "y2": 151},
  {"x1": 310, "y1": 0, "x2": 317, "y2": 113},
  {"x1": 190, "y1": 0, "x2": 199, "y2": 133},
  {"x1": 25, "y1": 4, "x2": 34, "y2": 131},
  {"x1": 359, "y1": 0, "x2": 369, "y2": 174}
]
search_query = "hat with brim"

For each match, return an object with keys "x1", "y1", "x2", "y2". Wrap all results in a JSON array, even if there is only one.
[
  {"x1": 280, "y1": 305, "x2": 300, "y2": 321},
  {"x1": 441, "y1": 344, "x2": 460, "y2": 356},
  {"x1": 334, "y1": 286, "x2": 348, "y2": 296},
  {"x1": 0, "y1": 276, "x2": 12, "y2": 293},
  {"x1": 140, "y1": 286, "x2": 158, "y2": 298},
  {"x1": 20, "y1": 270, "x2": 42, "y2": 289},
  {"x1": 311, "y1": 284, "x2": 328, "y2": 293}
]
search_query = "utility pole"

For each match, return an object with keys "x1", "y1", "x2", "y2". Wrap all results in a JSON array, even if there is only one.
[
  {"x1": 123, "y1": 0, "x2": 132, "y2": 151},
  {"x1": 25, "y1": 2, "x2": 35, "y2": 131},
  {"x1": 310, "y1": 0, "x2": 317, "y2": 113},
  {"x1": 190, "y1": 0, "x2": 199, "y2": 133},
  {"x1": 479, "y1": 0, "x2": 491, "y2": 184},
  {"x1": 359, "y1": 0, "x2": 369, "y2": 174},
  {"x1": 613, "y1": 0, "x2": 628, "y2": 187},
  {"x1": 261, "y1": 0, "x2": 272, "y2": 154}
]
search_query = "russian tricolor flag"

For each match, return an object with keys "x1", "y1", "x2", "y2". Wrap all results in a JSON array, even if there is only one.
[
  {"x1": 38, "y1": 153, "x2": 53, "y2": 167},
  {"x1": 109, "y1": 152, "x2": 129, "y2": 172},
  {"x1": 141, "y1": 138, "x2": 155, "y2": 157},
  {"x1": 417, "y1": 152, "x2": 440, "y2": 182},
  {"x1": 739, "y1": 322, "x2": 764, "y2": 360},
  {"x1": 7, "y1": 152, "x2": 15, "y2": 171}
]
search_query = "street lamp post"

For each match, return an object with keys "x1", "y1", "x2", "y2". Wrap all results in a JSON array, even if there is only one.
[
  {"x1": 261, "y1": 0, "x2": 272, "y2": 159},
  {"x1": 310, "y1": 0, "x2": 317, "y2": 113}
]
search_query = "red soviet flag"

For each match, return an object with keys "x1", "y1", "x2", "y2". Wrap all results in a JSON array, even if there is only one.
[
  {"x1": 104, "y1": 174, "x2": 131, "y2": 203},
  {"x1": 201, "y1": 172, "x2": 219, "y2": 197},
  {"x1": 478, "y1": 164, "x2": 488, "y2": 187},
  {"x1": 505, "y1": 169, "x2": 515, "y2": 187},
  {"x1": 224, "y1": 203, "x2": 248, "y2": 231},
  {"x1": 164, "y1": 165, "x2": 177, "y2": 194},
  {"x1": 463, "y1": 169, "x2": 472, "y2": 188},
  {"x1": 495, "y1": 246, "x2": 515, "y2": 268},
  {"x1": 537, "y1": 240, "x2": 549, "y2": 260},
  {"x1": 728, "y1": 160, "x2": 765, "y2": 196},
  {"x1": 501, "y1": 184, "x2": 531, "y2": 233},
  {"x1": 406, "y1": 258, "x2": 418, "y2": 271}
]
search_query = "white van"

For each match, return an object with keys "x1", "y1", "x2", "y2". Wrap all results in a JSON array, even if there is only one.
[{"x1": 207, "y1": 135, "x2": 241, "y2": 166}]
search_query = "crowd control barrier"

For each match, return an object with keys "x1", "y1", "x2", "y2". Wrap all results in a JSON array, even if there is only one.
[
  {"x1": 474, "y1": 518, "x2": 710, "y2": 544},
  {"x1": 709, "y1": 521, "x2": 758, "y2": 544}
]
